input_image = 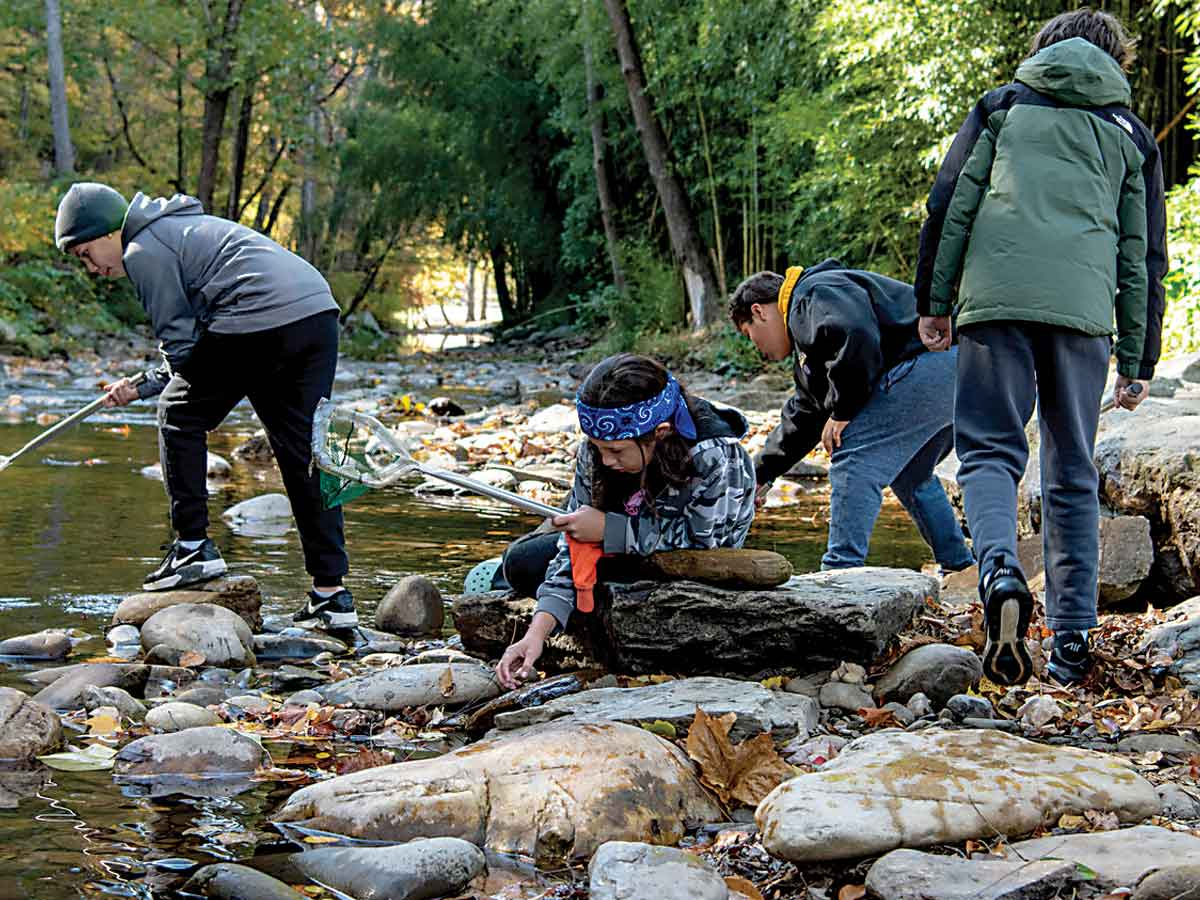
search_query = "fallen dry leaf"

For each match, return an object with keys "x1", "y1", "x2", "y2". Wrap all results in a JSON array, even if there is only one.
[
  {"x1": 685, "y1": 707, "x2": 795, "y2": 807},
  {"x1": 335, "y1": 749, "x2": 394, "y2": 776},
  {"x1": 838, "y1": 885, "x2": 866, "y2": 900},
  {"x1": 1084, "y1": 809, "x2": 1120, "y2": 831},
  {"x1": 84, "y1": 709, "x2": 120, "y2": 736},
  {"x1": 725, "y1": 875, "x2": 764, "y2": 900},
  {"x1": 179, "y1": 651, "x2": 206, "y2": 668},
  {"x1": 858, "y1": 707, "x2": 898, "y2": 728},
  {"x1": 438, "y1": 666, "x2": 455, "y2": 698}
]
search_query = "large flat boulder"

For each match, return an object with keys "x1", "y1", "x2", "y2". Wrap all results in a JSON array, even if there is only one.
[
  {"x1": 1009, "y1": 826, "x2": 1200, "y2": 888},
  {"x1": 494, "y1": 676, "x2": 818, "y2": 742},
  {"x1": 273, "y1": 720, "x2": 722, "y2": 864},
  {"x1": 756, "y1": 728, "x2": 1159, "y2": 863},
  {"x1": 454, "y1": 567, "x2": 935, "y2": 676},
  {"x1": 112, "y1": 576, "x2": 262, "y2": 631},
  {"x1": 0, "y1": 688, "x2": 62, "y2": 760},
  {"x1": 865, "y1": 848, "x2": 1078, "y2": 900},
  {"x1": 319, "y1": 663, "x2": 501, "y2": 711}
]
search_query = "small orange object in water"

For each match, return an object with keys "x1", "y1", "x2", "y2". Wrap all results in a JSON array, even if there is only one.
[{"x1": 566, "y1": 536, "x2": 607, "y2": 613}]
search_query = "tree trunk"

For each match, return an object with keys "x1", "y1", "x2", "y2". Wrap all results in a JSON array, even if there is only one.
[
  {"x1": 583, "y1": 8, "x2": 626, "y2": 296},
  {"x1": 174, "y1": 41, "x2": 186, "y2": 193},
  {"x1": 254, "y1": 185, "x2": 272, "y2": 232},
  {"x1": 44, "y1": 0, "x2": 75, "y2": 175},
  {"x1": 196, "y1": 0, "x2": 245, "y2": 210},
  {"x1": 263, "y1": 181, "x2": 291, "y2": 237},
  {"x1": 340, "y1": 230, "x2": 403, "y2": 323},
  {"x1": 19, "y1": 76, "x2": 30, "y2": 144},
  {"x1": 479, "y1": 265, "x2": 489, "y2": 320},
  {"x1": 489, "y1": 243, "x2": 515, "y2": 323},
  {"x1": 465, "y1": 258, "x2": 476, "y2": 321},
  {"x1": 225, "y1": 85, "x2": 253, "y2": 220},
  {"x1": 602, "y1": 0, "x2": 720, "y2": 329}
]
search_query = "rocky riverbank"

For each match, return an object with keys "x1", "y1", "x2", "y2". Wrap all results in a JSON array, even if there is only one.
[{"x1": 2, "y1": 344, "x2": 1200, "y2": 899}]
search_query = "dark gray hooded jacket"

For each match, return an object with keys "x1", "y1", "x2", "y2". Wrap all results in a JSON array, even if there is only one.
[{"x1": 121, "y1": 193, "x2": 339, "y2": 398}]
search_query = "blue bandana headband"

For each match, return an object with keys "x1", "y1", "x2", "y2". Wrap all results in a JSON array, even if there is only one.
[{"x1": 576, "y1": 373, "x2": 697, "y2": 441}]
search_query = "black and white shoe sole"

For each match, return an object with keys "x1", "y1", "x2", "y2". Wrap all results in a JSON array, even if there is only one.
[
  {"x1": 982, "y1": 586, "x2": 1033, "y2": 686},
  {"x1": 142, "y1": 558, "x2": 228, "y2": 592},
  {"x1": 294, "y1": 609, "x2": 359, "y2": 630}
]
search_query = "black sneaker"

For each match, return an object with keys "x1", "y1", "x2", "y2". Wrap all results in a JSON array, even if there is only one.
[
  {"x1": 980, "y1": 565, "x2": 1034, "y2": 686},
  {"x1": 142, "y1": 539, "x2": 228, "y2": 591},
  {"x1": 1047, "y1": 630, "x2": 1091, "y2": 686},
  {"x1": 292, "y1": 588, "x2": 358, "y2": 630}
]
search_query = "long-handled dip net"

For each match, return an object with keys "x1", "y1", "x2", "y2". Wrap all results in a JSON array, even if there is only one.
[{"x1": 311, "y1": 397, "x2": 563, "y2": 516}]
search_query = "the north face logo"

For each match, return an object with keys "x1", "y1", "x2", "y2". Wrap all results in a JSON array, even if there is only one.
[{"x1": 1112, "y1": 113, "x2": 1134, "y2": 135}]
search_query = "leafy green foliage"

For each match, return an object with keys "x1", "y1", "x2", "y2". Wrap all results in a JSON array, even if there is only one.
[{"x1": 1162, "y1": 178, "x2": 1200, "y2": 355}]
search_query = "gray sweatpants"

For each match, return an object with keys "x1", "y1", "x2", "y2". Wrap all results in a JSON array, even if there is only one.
[{"x1": 955, "y1": 323, "x2": 1110, "y2": 631}]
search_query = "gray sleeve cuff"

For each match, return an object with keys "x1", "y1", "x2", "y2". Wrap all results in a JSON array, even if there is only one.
[
  {"x1": 603, "y1": 513, "x2": 631, "y2": 554},
  {"x1": 534, "y1": 592, "x2": 573, "y2": 632},
  {"x1": 136, "y1": 367, "x2": 170, "y2": 400}
]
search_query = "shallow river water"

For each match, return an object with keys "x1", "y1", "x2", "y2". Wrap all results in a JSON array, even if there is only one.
[{"x1": 0, "y1": 364, "x2": 930, "y2": 898}]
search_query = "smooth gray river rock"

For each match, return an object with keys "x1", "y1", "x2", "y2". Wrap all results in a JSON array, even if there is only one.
[
  {"x1": 319, "y1": 663, "x2": 500, "y2": 711},
  {"x1": 140, "y1": 603, "x2": 256, "y2": 668},
  {"x1": 291, "y1": 838, "x2": 485, "y2": 900},
  {"x1": 182, "y1": 863, "x2": 306, "y2": 899},
  {"x1": 0, "y1": 688, "x2": 62, "y2": 760},
  {"x1": 588, "y1": 841, "x2": 729, "y2": 900},
  {"x1": 115, "y1": 726, "x2": 266, "y2": 776}
]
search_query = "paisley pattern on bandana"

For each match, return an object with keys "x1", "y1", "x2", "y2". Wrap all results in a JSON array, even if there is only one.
[{"x1": 576, "y1": 374, "x2": 697, "y2": 440}]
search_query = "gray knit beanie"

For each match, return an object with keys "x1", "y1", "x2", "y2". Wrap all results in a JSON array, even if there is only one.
[{"x1": 54, "y1": 182, "x2": 129, "y2": 251}]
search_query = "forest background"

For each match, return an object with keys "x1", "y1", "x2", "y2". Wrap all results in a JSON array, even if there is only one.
[{"x1": 1, "y1": 0, "x2": 1198, "y2": 373}]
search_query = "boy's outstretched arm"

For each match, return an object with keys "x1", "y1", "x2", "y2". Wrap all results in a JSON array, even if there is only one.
[{"x1": 756, "y1": 392, "x2": 825, "y2": 489}]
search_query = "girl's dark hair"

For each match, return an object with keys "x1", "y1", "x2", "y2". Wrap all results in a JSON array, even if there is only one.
[
  {"x1": 1030, "y1": 7, "x2": 1136, "y2": 72},
  {"x1": 578, "y1": 353, "x2": 697, "y2": 512}
]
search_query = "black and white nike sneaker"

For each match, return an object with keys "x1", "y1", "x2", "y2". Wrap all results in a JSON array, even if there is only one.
[
  {"x1": 292, "y1": 588, "x2": 358, "y2": 631},
  {"x1": 980, "y1": 565, "x2": 1034, "y2": 686},
  {"x1": 1046, "y1": 630, "x2": 1092, "y2": 686},
  {"x1": 142, "y1": 539, "x2": 228, "y2": 591}
]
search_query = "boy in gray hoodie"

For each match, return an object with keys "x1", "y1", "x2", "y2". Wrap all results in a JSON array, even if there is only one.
[{"x1": 55, "y1": 182, "x2": 356, "y2": 630}]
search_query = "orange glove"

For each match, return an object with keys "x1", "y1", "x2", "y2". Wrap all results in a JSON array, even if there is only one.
[{"x1": 566, "y1": 536, "x2": 607, "y2": 613}]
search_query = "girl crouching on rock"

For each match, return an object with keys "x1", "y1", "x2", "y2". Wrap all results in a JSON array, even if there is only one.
[{"x1": 494, "y1": 353, "x2": 756, "y2": 689}]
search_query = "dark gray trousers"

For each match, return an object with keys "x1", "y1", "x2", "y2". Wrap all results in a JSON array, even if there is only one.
[{"x1": 955, "y1": 323, "x2": 1109, "y2": 630}]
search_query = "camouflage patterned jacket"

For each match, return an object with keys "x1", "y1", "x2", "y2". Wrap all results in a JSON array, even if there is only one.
[{"x1": 535, "y1": 397, "x2": 756, "y2": 629}]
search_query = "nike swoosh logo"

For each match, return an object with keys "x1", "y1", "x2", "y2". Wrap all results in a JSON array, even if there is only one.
[{"x1": 174, "y1": 550, "x2": 203, "y2": 566}]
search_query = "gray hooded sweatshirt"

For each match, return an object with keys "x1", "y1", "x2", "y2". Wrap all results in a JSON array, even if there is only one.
[{"x1": 121, "y1": 193, "x2": 339, "y2": 398}]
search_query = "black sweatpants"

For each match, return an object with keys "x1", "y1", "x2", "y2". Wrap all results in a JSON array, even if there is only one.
[
  {"x1": 500, "y1": 530, "x2": 641, "y2": 597},
  {"x1": 156, "y1": 309, "x2": 348, "y2": 584},
  {"x1": 955, "y1": 322, "x2": 1109, "y2": 631}
]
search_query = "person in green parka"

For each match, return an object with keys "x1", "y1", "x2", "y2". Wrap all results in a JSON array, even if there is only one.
[{"x1": 915, "y1": 8, "x2": 1167, "y2": 687}]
